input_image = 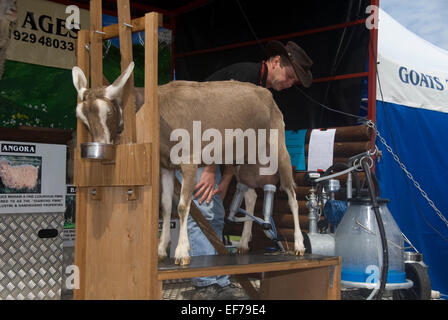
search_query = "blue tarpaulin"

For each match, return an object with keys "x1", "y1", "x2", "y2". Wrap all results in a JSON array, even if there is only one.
[
  {"x1": 285, "y1": 129, "x2": 307, "y2": 171},
  {"x1": 374, "y1": 9, "x2": 448, "y2": 295}
]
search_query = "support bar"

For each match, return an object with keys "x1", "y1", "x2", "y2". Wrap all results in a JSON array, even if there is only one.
[{"x1": 102, "y1": 15, "x2": 164, "y2": 40}]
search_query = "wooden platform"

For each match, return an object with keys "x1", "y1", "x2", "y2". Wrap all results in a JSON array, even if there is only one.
[{"x1": 158, "y1": 253, "x2": 341, "y2": 300}]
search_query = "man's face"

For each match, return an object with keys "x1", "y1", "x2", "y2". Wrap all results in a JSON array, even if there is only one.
[{"x1": 268, "y1": 56, "x2": 299, "y2": 91}]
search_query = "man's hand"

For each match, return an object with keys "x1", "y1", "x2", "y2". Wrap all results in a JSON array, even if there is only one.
[{"x1": 193, "y1": 165, "x2": 217, "y2": 204}]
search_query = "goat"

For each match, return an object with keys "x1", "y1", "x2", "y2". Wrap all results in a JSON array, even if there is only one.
[{"x1": 72, "y1": 62, "x2": 305, "y2": 265}]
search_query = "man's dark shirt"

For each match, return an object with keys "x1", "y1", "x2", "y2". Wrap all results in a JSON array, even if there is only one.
[{"x1": 205, "y1": 62, "x2": 268, "y2": 87}]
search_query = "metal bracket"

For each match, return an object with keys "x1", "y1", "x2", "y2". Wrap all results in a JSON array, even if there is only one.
[
  {"x1": 126, "y1": 187, "x2": 138, "y2": 201},
  {"x1": 89, "y1": 188, "x2": 101, "y2": 200}
]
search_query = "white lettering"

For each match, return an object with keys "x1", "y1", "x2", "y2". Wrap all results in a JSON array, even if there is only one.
[
  {"x1": 65, "y1": 265, "x2": 80, "y2": 289},
  {"x1": 65, "y1": 5, "x2": 80, "y2": 30},
  {"x1": 365, "y1": 5, "x2": 379, "y2": 30},
  {"x1": 181, "y1": 304, "x2": 215, "y2": 318},
  {"x1": 168, "y1": 122, "x2": 279, "y2": 175},
  {"x1": 169, "y1": 129, "x2": 190, "y2": 165}
]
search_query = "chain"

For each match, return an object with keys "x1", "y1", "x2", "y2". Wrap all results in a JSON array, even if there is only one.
[{"x1": 366, "y1": 120, "x2": 448, "y2": 228}]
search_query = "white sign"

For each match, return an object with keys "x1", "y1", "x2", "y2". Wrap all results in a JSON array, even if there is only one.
[
  {"x1": 307, "y1": 129, "x2": 336, "y2": 172},
  {"x1": 0, "y1": 141, "x2": 66, "y2": 214},
  {"x1": 377, "y1": 55, "x2": 448, "y2": 113}
]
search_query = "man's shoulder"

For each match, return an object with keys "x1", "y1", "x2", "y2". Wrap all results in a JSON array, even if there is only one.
[
  {"x1": 216, "y1": 62, "x2": 260, "y2": 74},
  {"x1": 206, "y1": 62, "x2": 260, "y2": 83}
]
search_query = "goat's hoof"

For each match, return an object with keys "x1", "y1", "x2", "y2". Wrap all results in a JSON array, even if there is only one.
[
  {"x1": 295, "y1": 249, "x2": 305, "y2": 256},
  {"x1": 158, "y1": 254, "x2": 167, "y2": 262},
  {"x1": 237, "y1": 247, "x2": 249, "y2": 255},
  {"x1": 175, "y1": 257, "x2": 191, "y2": 266}
]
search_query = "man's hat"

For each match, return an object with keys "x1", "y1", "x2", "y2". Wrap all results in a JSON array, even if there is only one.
[{"x1": 266, "y1": 40, "x2": 313, "y2": 87}]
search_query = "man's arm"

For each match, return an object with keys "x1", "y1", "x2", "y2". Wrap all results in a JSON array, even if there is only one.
[
  {"x1": 215, "y1": 165, "x2": 234, "y2": 200},
  {"x1": 193, "y1": 164, "x2": 217, "y2": 204}
]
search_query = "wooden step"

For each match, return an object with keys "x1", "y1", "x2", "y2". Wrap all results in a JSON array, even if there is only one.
[{"x1": 157, "y1": 253, "x2": 339, "y2": 281}]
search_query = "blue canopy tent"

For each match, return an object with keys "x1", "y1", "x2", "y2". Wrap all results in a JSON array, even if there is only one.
[{"x1": 375, "y1": 9, "x2": 448, "y2": 296}]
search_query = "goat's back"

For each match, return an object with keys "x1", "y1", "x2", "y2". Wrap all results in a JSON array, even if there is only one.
[
  {"x1": 135, "y1": 80, "x2": 287, "y2": 168},
  {"x1": 157, "y1": 80, "x2": 282, "y2": 132}
]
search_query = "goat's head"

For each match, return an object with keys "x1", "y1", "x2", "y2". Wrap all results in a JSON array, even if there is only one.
[{"x1": 72, "y1": 62, "x2": 134, "y2": 144}]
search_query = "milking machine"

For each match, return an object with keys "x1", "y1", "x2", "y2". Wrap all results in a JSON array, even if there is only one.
[
  {"x1": 227, "y1": 182, "x2": 285, "y2": 252},
  {"x1": 303, "y1": 150, "x2": 432, "y2": 299},
  {"x1": 227, "y1": 149, "x2": 432, "y2": 300}
]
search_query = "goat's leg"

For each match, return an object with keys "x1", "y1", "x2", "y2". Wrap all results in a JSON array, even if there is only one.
[
  {"x1": 237, "y1": 188, "x2": 257, "y2": 254},
  {"x1": 278, "y1": 146, "x2": 305, "y2": 256},
  {"x1": 174, "y1": 164, "x2": 197, "y2": 266},
  {"x1": 158, "y1": 168, "x2": 175, "y2": 260}
]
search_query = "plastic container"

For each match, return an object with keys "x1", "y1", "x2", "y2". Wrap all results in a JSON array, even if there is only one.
[{"x1": 335, "y1": 198, "x2": 406, "y2": 285}]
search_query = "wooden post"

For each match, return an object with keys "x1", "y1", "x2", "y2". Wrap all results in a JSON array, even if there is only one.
[
  {"x1": 75, "y1": 31, "x2": 91, "y2": 148},
  {"x1": 89, "y1": 0, "x2": 103, "y2": 88},
  {"x1": 73, "y1": 30, "x2": 90, "y2": 301},
  {"x1": 142, "y1": 11, "x2": 161, "y2": 299},
  {"x1": 117, "y1": 0, "x2": 137, "y2": 144},
  {"x1": 368, "y1": 0, "x2": 379, "y2": 168}
]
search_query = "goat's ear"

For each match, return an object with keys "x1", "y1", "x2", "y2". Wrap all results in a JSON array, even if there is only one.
[
  {"x1": 105, "y1": 62, "x2": 135, "y2": 101},
  {"x1": 72, "y1": 67, "x2": 88, "y2": 100}
]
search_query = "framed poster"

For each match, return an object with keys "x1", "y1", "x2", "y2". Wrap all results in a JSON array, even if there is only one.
[
  {"x1": 0, "y1": 141, "x2": 66, "y2": 214},
  {"x1": 63, "y1": 185, "x2": 76, "y2": 246}
]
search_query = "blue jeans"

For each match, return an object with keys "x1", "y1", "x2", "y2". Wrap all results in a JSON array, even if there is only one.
[{"x1": 175, "y1": 166, "x2": 230, "y2": 288}]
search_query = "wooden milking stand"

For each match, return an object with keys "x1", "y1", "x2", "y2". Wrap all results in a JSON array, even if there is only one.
[
  {"x1": 74, "y1": 0, "x2": 341, "y2": 300},
  {"x1": 74, "y1": 0, "x2": 161, "y2": 299}
]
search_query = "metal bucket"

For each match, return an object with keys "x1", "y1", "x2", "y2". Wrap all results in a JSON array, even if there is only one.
[{"x1": 80, "y1": 142, "x2": 114, "y2": 160}]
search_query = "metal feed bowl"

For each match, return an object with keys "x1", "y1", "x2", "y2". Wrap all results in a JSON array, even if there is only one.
[{"x1": 81, "y1": 142, "x2": 114, "y2": 160}]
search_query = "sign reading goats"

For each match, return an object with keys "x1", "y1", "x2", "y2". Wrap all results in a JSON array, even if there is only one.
[
  {"x1": 398, "y1": 66, "x2": 447, "y2": 91},
  {"x1": 376, "y1": 57, "x2": 448, "y2": 113}
]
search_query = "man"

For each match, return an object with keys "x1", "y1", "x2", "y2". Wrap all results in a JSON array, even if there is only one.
[{"x1": 177, "y1": 40, "x2": 313, "y2": 300}]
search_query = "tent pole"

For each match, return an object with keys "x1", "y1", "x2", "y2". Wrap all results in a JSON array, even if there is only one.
[
  {"x1": 367, "y1": 0, "x2": 379, "y2": 172},
  {"x1": 367, "y1": 0, "x2": 379, "y2": 123}
]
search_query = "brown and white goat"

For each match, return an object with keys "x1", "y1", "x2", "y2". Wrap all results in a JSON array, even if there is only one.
[{"x1": 72, "y1": 62, "x2": 304, "y2": 265}]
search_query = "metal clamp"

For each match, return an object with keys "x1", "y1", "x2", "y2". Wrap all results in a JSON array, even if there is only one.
[
  {"x1": 126, "y1": 187, "x2": 138, "y2": 201},
  {"x1": 228, "y1": 183, "x2": 250, "y2": 222},
  {"x1": 89, "y1": 188, "x2": 101, "y2": 200}
]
